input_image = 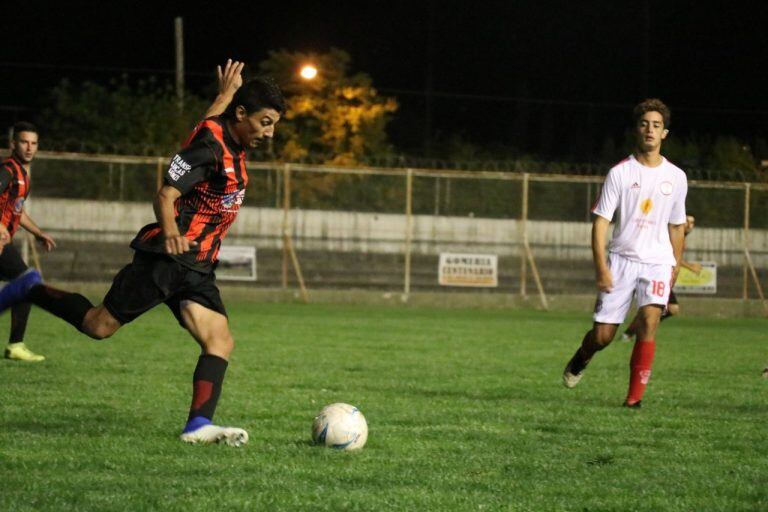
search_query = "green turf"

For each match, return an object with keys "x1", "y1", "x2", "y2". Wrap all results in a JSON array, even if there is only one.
[{"x1": 0, "y1": 302, "x2": 765, "y2": 511}]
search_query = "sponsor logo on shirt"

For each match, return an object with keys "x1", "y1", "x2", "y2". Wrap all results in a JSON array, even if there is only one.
[
  {"x1": 640, "y1": 198, "x2": 653, "y2": 215},
  {"x1": 168, "y1": 154, "x2": 192, "y2": 181},
  {"x1": 13, "y1": 197, "x2": 24, "y2": 214},
  {"x1": 224, "y1": 167, "x2": 235, "y2": 174},
  {"x1": 660, "y1": 181, "x2": 673, "y2": 195},
  {"x1": 221, "y1": 190, "x2": 245, "y2": 211},
  {"x1": 631, "y1": 182, "x2": 640, "y2": 189}
]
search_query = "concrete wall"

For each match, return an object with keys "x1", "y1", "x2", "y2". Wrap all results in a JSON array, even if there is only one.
[{"x1": 29, "y1": 198, "x2": 767, "y2": 267}]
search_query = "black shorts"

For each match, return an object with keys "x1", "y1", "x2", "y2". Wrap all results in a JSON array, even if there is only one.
[
  {"x1": 103, "y1": 250, "x2": 226, "y2": 326},
  {"x1": 0, "y1": 243, "x2": 29, "y2": 281},
  {"x1": 668, "y1": 291, "x2": 678, "y2": 305}
]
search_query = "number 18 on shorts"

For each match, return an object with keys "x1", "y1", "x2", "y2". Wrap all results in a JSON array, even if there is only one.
[{"x1": 593, "y1": 253, "x2": 673, "y2": 324}]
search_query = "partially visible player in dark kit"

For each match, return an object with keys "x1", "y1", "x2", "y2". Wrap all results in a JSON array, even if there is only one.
[{"x1": 0, "y1": 122, "x2": 57, "y2": 362}]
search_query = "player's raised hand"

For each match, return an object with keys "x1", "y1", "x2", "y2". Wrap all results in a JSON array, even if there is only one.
[
  {"x1": 217, "y1": 59, "x2": 244, "y2": 97},
  {"x1": 596, "y1": 268, "x2": 613, "y2": 292},
  {"x1": 164, "y1": 234, "x2": 198, "y2": 255},
  {"x1": 689, "y1": 262, "x2": 703, "y2": 275}
]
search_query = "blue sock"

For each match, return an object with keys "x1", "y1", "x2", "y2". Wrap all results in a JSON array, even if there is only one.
[
  {"x1": 183, "y1": 416, "x2": 212, "y2": 434},
  {"x1": 0, "y1": 270, "x2": 42, "y2": 313}
]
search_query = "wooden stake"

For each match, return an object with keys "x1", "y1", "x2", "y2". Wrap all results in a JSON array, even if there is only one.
[{"x1": 284, "y1": 234, "x2": 309, "y2": 303}]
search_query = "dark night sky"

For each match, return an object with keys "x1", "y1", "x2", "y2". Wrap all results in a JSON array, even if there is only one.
[{"x1": 3, "y1": 0, "x2": 768, "y2": 159}]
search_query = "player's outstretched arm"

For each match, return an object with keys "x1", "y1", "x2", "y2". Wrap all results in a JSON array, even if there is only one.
[
  {"x1": 19, "y1": 211, "x2": 56, "y2": 251},
  {"x1": 592, "y1": 215, "x2": 612, "y2": 292},
  {"x1": 154, "y1": 185, "x2": 198, "y2": 255},
  {"x1": 203, "y1": 59, "x2": 245, "y2": 119}
]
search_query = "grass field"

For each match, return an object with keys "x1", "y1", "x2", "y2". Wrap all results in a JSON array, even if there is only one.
[{"x1": 0, "y1": 301, "x2": 766, "y2": 511}]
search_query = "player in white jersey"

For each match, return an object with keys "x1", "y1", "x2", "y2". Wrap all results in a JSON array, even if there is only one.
[{"x1": 562, "y1": 98, "x2": 688, "y2": 408}]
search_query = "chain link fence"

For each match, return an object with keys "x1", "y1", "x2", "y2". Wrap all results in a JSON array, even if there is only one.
[{"x1": 18, "y1": 152, "x2": 768, "y2": 308}]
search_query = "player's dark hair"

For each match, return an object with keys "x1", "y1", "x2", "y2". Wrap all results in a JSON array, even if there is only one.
[
  {"x1": 12, "y1": 121, "x2": 38, "y2": 140},
  {"x1": 633, "y1": 98, "x2": 671, "y2": 128},
  {"x1": 224, "y1": 77, "x2": 286, "y2": 118}
]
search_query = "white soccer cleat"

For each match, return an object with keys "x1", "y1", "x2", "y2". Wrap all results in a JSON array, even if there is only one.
[
  {"x1": 620, "y1": 332, "x2": 632, "y2": 341},
  {"x1": 562, "y1": 360, "x2": 584, "y2": 389},
  {"x1": 180, "y1": 424, "x2": 249, "y2": 447}
]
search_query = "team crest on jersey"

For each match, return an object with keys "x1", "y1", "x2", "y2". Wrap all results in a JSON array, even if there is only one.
[
  {"x1": 13, "y1": 197, "x2": 24, "y2": 214},
  {"x1": 660, "y1": 181, "x2": 673, "y2": 195},
  {"x1": 640, "y1": 198, "x2": 653, "y2": 215},
  {"x1": 221, "y1": 190, "x2": 245, "y2": 211}
]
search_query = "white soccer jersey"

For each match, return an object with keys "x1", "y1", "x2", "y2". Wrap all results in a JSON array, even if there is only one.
[{"x1": 592, "y1": 154, "x2": 687, "y2": 265}]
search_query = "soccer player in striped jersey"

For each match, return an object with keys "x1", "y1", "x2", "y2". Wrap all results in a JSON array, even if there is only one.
[
  {"x1": 0, "y1": 122, "x2": 57, "y2": 362},
  {"x1": 0, "y1": 61, "x2": 284, "y2": 446},
  {"x1": 562, "y1": 99, "x2": 688, "y2": 408}
]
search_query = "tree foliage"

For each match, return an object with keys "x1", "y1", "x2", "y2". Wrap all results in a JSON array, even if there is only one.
[
  {"x1": 259, "y1": 48, "x2": 398, "y2": 165},
  {"x1": 40, "y1": 77, "x2": 208, "y2": 155}
]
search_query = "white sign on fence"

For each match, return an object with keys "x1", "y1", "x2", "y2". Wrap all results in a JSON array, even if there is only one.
[
  {"x1": 438, "y1": 253, "x2": 498, "y2": 287},
  {"x1": 217, "y1": 246, "x2": 257, "y2": 281},
  {"x1": 673, "y1": 261, "x2": 717, "y2": 294}
]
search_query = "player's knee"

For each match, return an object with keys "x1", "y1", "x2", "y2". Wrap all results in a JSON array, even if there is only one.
[
  {"x1": 202, "y1": 334, "x2": 234, "y2": 358},
  {"x1": 84, "y1": 323, "x2": 118, "y2": 340},
  {"x1": 667, "y1": 304, "x2": 680, "y2": 316},
  {"x1": 82, "y1": 310, "x2": 121, "y2": 340}
]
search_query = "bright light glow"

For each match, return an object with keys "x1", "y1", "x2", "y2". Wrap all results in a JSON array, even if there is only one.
[{"x1": 300, "y1": 65, "x2": 318, "y2": 80}]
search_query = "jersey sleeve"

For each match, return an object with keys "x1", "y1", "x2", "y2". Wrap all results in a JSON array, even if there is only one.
[
  {"x1": 669, "y1": 175, "x2": 688, "y2": 225},
  {"x1": 0, "y1": 165, "x2": 12, "y2": 194},
  {"x1": 163, "y1": 141, "x2": 218, "y2": 195},
  {"x1": 591, "y1": 168, "x2": 621, "y2": 221}
]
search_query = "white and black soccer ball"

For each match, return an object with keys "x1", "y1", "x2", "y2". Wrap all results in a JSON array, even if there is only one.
[{"x1": 311, "y1": 403, "x2": 368, "y2": 450}]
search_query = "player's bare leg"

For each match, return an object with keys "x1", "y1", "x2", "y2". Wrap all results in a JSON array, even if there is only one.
[
  {"x1": 178, "y1": 301, "x2": 247, "y2": 447},
  {"x1": 563, "y1": 322, "x2": 618, "y2": 388},
  {"x1": 624, "y1": 305, "x2": 663, "y2": 407}
]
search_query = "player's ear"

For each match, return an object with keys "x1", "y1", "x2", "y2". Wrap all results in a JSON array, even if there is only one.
[
  {"x1": 235, "y1": 105, "x2": 247, "y2": 122},
  {"x1": 661, "y1": 128, "x2": 669, "y2": 139}
]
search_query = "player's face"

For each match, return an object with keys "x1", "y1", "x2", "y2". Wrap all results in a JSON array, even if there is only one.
[
  {"x1": 234, "y1": 107, "x2": 281, "y2": 149},
  {"x1": 635, "y1": 111, "x2": 667, "y2": 152},
  {"x1": 685, "y1": 215, "x2": 695, "y2": 233},
  {"x1": 11, "y1": 131, "x2": 39, "y2": 164}
]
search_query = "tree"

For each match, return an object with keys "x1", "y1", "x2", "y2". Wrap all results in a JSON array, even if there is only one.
[
  {"x1": 40, "y1": 77, "x2": 208, "y2": 155},
  {"x1": 259, "y1": 48, "x2": 398, "y2": 165}
]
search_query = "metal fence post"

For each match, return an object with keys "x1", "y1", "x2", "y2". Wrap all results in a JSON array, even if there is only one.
[
  {"x1": 520, "y1": 173, "x2": 529, "y2": 298},
  {"x1": 404, "y1": 169, "x2": 414, "y2": 298}
]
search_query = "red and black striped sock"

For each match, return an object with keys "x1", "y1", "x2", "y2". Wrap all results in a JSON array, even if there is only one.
[{"x1": 188, "y1": 354, "x2": 229, "y2": 422}]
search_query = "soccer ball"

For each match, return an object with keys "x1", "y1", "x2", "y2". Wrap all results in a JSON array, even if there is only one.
[{"x1": 311, "y1": 403, "x2": 368, "y2": 450}]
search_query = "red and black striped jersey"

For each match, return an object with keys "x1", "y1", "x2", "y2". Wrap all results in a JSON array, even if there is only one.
[
  {"x1": 131, "y1": 117, "x2": 248, "y2": 273},
  {"x1": 0, "y1": 155, "x2": 30, "y2": 237}
]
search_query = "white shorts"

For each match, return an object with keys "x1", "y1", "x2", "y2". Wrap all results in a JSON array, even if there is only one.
[{"x1": 593, "y1": 253, "x2": 673, "y2": 324}]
